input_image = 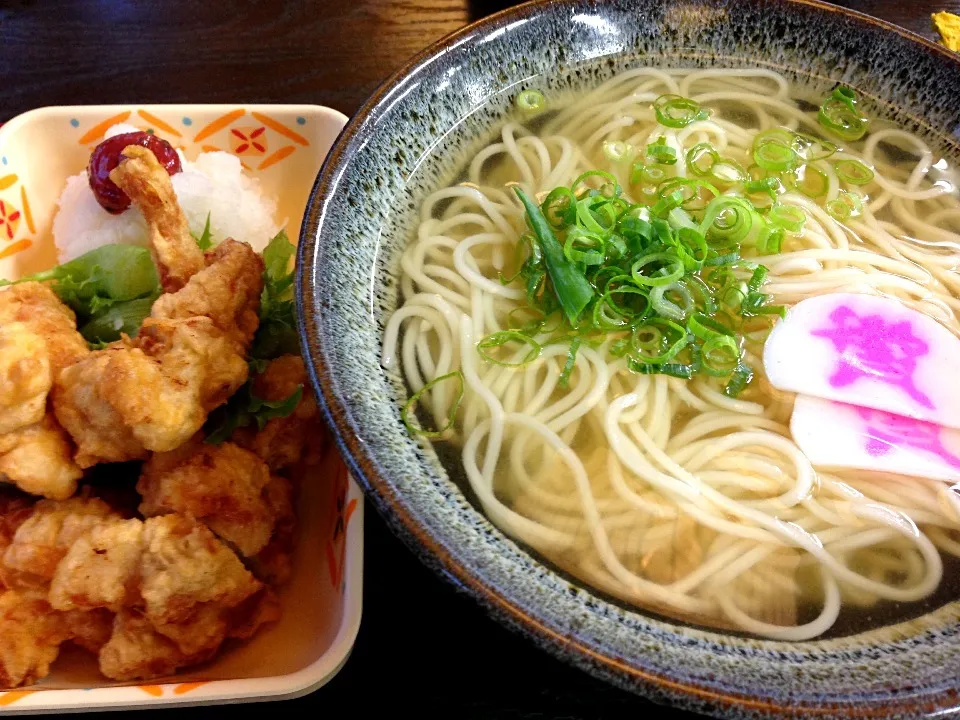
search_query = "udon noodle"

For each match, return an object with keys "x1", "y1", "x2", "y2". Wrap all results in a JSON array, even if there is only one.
[{"x1": 381, "y1": 68, "x2": 960, "y2": 639}]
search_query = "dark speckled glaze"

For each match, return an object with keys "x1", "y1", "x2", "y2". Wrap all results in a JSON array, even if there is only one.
[{"x1": 298, "y1": 1, "x2": 960, "y2": 717}]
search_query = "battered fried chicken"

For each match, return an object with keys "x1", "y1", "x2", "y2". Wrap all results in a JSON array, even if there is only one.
[
  {"x1": 140, "y1": 515, "x2": 263, "y2": 655},
  {"x1": 62, "y1": 608, "x2": 115, "y2": 654},
  {"x1": 55, "y1": 316, "x2": 249, "y2": 466},
  {"x1": 0, "y1": 495, "x2": 277, "y2": 686},
  {"x1": 0, "y1": 416, "x2": 83, "y2": 500},
  {"x1": 0, "y1": 592, "x2": 68, "y2": 688},
  {"x1": 0, "y1": 282, "x2": 89, "y2": 375},
  {"x1": 49, "y1": 518, "x2": 144, "y2": 612},
  {"x1": 152, "y1": 239, "x2": 265, "y2": 348},
  {"x1": 53, "y1": 157, "x2": 263, "y2": 467},
  {"x1": 0, "y1": 323, "x2": 50, "y2": 435},
  {"x1": 138, "y1": 441, "x2": 281, "y2": 557},
  {"x1": 0, "y1": 283, "x2": 87, "y2": 497},
  {"x1": 0, "y1": 497, "x2": 115, "y2": 590},
  {"x1": 248, "y1": 475, "x2": 296, "y2": 585},
  {"x1": 98, "y1": 610, "x2": 212, "y2": 682},
  {"x1": 109, "y1": 145, "x2": 204, "y2": 293},
  {"x1": 232, "y1": 355, "x2": 326, "y2": 471}
]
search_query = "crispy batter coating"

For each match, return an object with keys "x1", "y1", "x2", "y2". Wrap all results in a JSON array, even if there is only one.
[
  {"x1": 54, "y1": 317, "x2": 248, "y2": 467},
  {"x1": 233, "y1": 355, "x2": 326, "y2": 471},
  {"x1": 0, "y1": 283, "x2": 87, "y2": 497},
  {"x1": 0, "y1": 497, "x2": 116, "y2": 590},
  {"x1": 0, "y1": 416, "x2": 83, "y2": 500},
  {"x1": 0, "y1": 323, "x2": 50, "y2": 435},
  {"x1": 98, "y1": 610, "x2": 212, "y2": 682},
  {"x1": 0, "y1": 492, "x2": 33, "y2": 576},
  {"x1": 248, "y1": 476, "x2": 296, "y2": 585},
  {"x1": 49, "y1": 519, "x2": 144, "y2": 612},
  {"x1": 152, "y1": 239, "x2": 264, "y2": 348},
  {"x1": 138, "y1": 442, "x2": 277, "y2": 557},
  {"x1": 0, "y1": 591, "x2": 68, "y2": 688},
  {"x1": 0, "y1": 282, "x2": 88, "y2": 375},
  {"x1": 109, "y1": 146, "x2": 204, "y2": 293},
  {"x1": 139, "y1": 515, "x2": 262, "y2": 655},
  {"x1": 62, "y1": 608, "x2": 115, "y2": 654},
  {"x1": 0, "y1": 498, "x2": 276, "y2": 685}
]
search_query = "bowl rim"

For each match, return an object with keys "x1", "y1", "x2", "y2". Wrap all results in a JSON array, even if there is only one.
[{"x1": 298, "y1": 1, "x2": 960, "y2": 716}]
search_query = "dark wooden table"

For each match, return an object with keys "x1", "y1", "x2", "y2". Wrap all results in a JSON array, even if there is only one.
[{"x1": 1, "y1": 1, "x2": 957, "y2": 717}]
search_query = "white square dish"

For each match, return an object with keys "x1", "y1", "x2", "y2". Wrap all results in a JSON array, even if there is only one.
[{"x1": 0, "y1": 104, "x2": 362, "y2": 712}]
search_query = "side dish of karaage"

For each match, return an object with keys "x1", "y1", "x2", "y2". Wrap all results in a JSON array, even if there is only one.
[{"x1": 0, "y1": 135, "x2": 325, "y2": 687}]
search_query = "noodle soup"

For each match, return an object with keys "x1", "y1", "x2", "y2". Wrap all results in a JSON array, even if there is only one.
[{"x1": 381, "y1": 68, "x2": 960, "y2": 640}]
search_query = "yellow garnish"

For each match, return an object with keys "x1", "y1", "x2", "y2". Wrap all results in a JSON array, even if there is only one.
[{"x1": 933, "y1": 11, "x2": 960, "y2": 52}]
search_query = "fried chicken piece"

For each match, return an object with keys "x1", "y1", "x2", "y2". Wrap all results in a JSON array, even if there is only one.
[
  {"x1": 54, "y1": 148, "x2": 263, "y2": 468},
  {"x1": 0, "y1": 323, "x2": 50, "y2": 435},
  {"x1": 0, "y1": 491, "x2": 35, "y2": 573},
  {"x1": 0, "y1": 416, "x2": 83, "y2": 500},
  {"x1": 99, "y1": 610, "x2": 213, "y2": 682},
  {"x1": 109, "y1": 146, "x2": 204, "y2": 293},
  {"x1": 0, "y1": 591, "x2": 69, "y2": 688},
  {"x1": 0, "y1": 284, "x2": 87, "y2": 497},
  {"x1": 54, "y1": 317, "x2": 248, "y2": 467},
  {"x1": 233, "y1": 355, "x2": 326, "y2": 471},
  {"x1": 138, "y1": 441, "x2": 280, "y2": 557},
  {"x1": 49, "y1": 519, "x2": 144, "y2": 612},
  {"x1": 0, "y1": 282, "x2": 88, "y2": 375},
  {"x1": 152, "y1": 239, "x2": 265, "y2": 348},
  {"x1": 62, "y1": 608, "x2": 115, "y2": 654},
  {"x1": 248, "y1": 476, "x2": 296, "y2": 585},
  {"x1": 139, "y1": 515, "x2": 262, "y2": 655},
  {"x1": 0, "y1": 497, "x2": 116, "y2": 590}
]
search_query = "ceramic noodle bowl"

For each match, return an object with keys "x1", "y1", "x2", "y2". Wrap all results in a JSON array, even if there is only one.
[{"x1": 297, "y1": 1, "x2": 960, "y2": 716}]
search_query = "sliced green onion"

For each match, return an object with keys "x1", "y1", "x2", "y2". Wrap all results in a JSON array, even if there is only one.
[
  {"x1": 563, "y1": 228, "x2": 606, "y2": 266},
  {"x1": 835, "y1": 158, "x2": 874, "y2": 185},
  {"x1": 631, "y1": 162, "x2": 667, "y2": 186},
  {"x1": 650, "y1": 281, "x2": 694, "y2": 321},
  {"x1": 687, "y1": 312, "x2": 734, "y2": 342},
  {"x1": 709, "y1": 160, "x2": 748, "y2": 185},
  {"x1": 559, "y1": 337, "x2": 581, "y2": 387},
  {"x1": 401, "y1": 371, "x2": 465, "y2": 438},
  {"x1": 628, "y1": 359, "x2": 696, "y2": 379},
  {"x1": 769, "y1": 205, "x2": 806, "y2": 233},
  {"x1": 541, "y1": 187, "x2": 576, "y2": 228},
  {"x1": 651, "y1": 189, "x2": 685, "y2": 216},
  {"x1": 723, "y1": 364, "x2": 755, "y2": 397},
  {"x1": 594, "y1": 285, "x2": 649, "y2": 329},
  {"x1": 477, "y1": 330, "x2": 542, "y2": 367},
  {"x1": 647, "y1": 136, "x2": 677, "y2": 165},
  {"x1": 700, "y1": 197, "x2": 755, "y2": 244},
  {"x1": 818, "y1": 86, "x2": 868, "y2": 141},
  {"x1": 516, "y1": 89, "x2": 545, "y2": 113},
  {"x1": 792, "y1": 132, "x2": 837, "y2": 161},
  {"x1": 631, "y1": 319, "x2": 689, "y2": 363},
  {"x1": 701, "y1": 334, "x2": 741, "y2": 375},
  {"x1": 687, "y1": 143, "x2": 719, "y2": 175},
  {"x1": 658, "y1": 177, "x2": 719, "y2": 211},
  {"x1": 654, "y1": 94, "x2": 711, "y2": 128},
  {"x1": 756, "y1": 226, "x2": 785, "y2": 254},
  {"x1": 747, "y1": 265, "x2": 768, "y2": 293},
  {"x1": 516, "y1": 187, "x2": 595, "y2": 325},
  {"x1": 826, "y1": 190, "x2": 863, "y2": 221},
  {"x1": 788, "y1": 164, "x2": 829, "y2": 198},
  {"x1": 506, "y1": 306, "x2": 548, "y2": 334},
  {"x1": 572, "y1": 170, "x2": 621, "y2": 198},
  {"x1": 631, "y1": 251, "x2": 684, "y2": 287},
  {"x1": 753, "y1": 128, "x2": 799, "y2": 172},
  {"x1": 603, "y1": 140, "x2": 633, "y2": 163},
  {"x1": 745, "y1": 177, "x2": 782, "y2": 202}
]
